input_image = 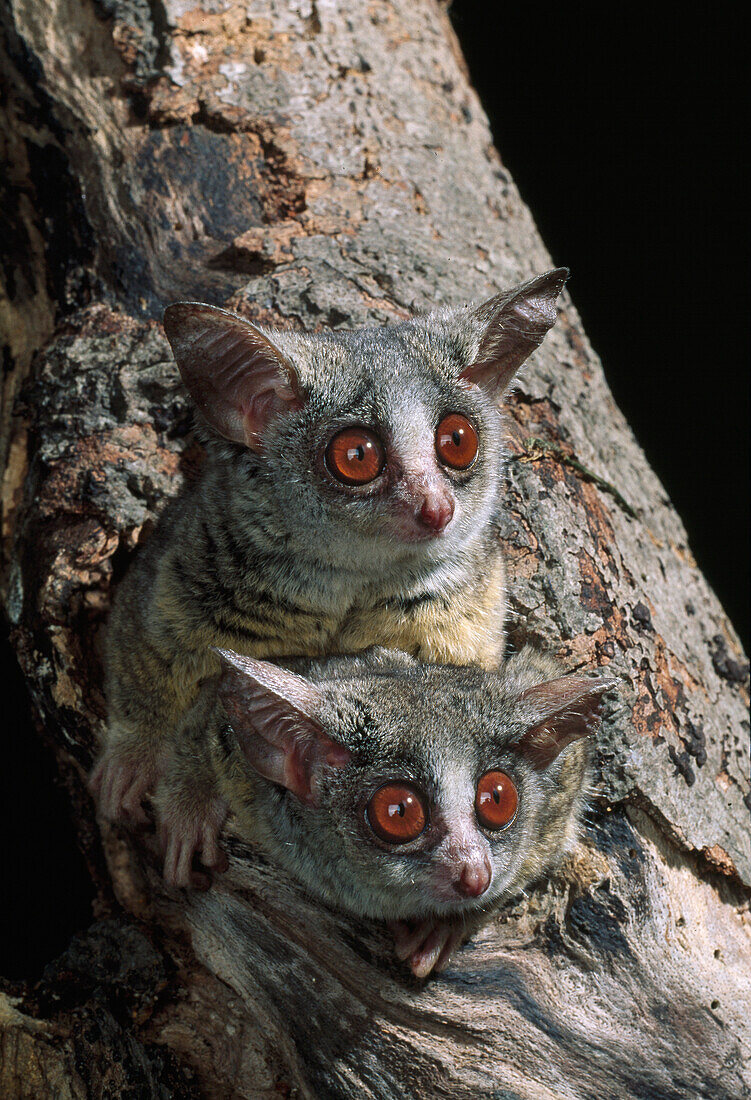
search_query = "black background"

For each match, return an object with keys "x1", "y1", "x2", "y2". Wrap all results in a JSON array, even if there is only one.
[
  {"x1": 449, "y1": 3, "x2": 749, "y2": 651},
  {"x1": 3, "y1": 4, "x2": 748, "y2": 980}
]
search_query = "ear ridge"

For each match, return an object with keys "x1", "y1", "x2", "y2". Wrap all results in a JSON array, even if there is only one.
[
  {"x1": 163, "y1": 303, "x2": 300, "y2": 450},
  {"x1": 214, "y1": 648, "x2": 322, "y2": 712},
  {"x1": 461, "y1": 267, "x2": 569, "y2": 400},
  {"x1": 517, "y1": 672, "x2": 616, "y2": 716},
  {"x1": 213, "y1": 648, "x2": 350, "y2": 804},
  {"x1": 514, "y1": 671, "x2": 616, "y2": 770}
]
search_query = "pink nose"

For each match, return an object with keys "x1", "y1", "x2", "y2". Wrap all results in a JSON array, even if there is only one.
[
  {"x1": 454, "y1": 860, "x2": 491, "y2": 898},
  {"x1": 419, "y1": 495, "x2": 454, "y2": 533}
]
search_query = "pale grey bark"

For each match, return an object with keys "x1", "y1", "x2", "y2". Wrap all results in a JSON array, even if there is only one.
[{"x1": 1, "y1": 1, "x2": 749, "y2": 1097}]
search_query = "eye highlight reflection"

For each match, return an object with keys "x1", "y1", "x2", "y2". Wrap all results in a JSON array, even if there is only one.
[
  {"x1": 326, "y1": 427, "x2": 385, "y2": 485},
  {"x1": 475, "y1": 770, "x2": 518, "y2": 830},
  {"x1": 435, "y1": 413, "x2": 478, "y2": 470},
  {"x1": 367, "y1": 782, "x2": 428, "y2": 843}
]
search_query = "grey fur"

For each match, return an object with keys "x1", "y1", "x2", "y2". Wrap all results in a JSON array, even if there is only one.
[
  {"x1": 94, "y1": 271, "x2": 568, "y2": 876},
  {"x1": 214, "y1": 646, "x2": 615, "y2": 923}
]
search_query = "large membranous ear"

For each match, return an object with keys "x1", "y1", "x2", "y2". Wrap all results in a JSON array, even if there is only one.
[
  {"x1": 513, "y1": 671, "x2": 616, "y2": 770},
  {"x1": 163, "y1": 303, "x2": 301, "y2": 451},
  {"x1": 213, "y1": 649, "x2": 351, "y2": 805},
  {"x1": 460, "y1": 268, "x2": 568, "y2": 401}
]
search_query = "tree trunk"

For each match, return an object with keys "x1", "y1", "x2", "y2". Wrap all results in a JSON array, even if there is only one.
[{"x1": 1, "y1": 1, "x2": 749, "y2": 1097}]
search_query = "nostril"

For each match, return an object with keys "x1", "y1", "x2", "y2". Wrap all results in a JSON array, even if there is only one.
[
  {"x1": 419, "y1": 496, "x2": 455, "y2": 532},
  {"x1": 454, "y1": 860, "x2": 491, "y2": 898}
]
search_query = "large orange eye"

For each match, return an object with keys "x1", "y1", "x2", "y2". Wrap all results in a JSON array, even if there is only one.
[
  {"x1": 326, "y1": 427, "x2": 385, "y2": 485},
  {"x1": 475, "y1": 770, "x2": 518, "y2": 830},
  {"x1": 367, "y1": 783, "x2": 428, "y2": 844},
  {"x1": 435, "y1": 414, "x2": 478, "y2": 470}
]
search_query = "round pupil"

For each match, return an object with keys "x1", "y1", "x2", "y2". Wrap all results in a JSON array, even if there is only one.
[{"x1": 351, "y1": 445, "x2": 365, "y2": 461}]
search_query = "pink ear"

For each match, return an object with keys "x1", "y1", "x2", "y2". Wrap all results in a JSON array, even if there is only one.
[
  {"x1": 214, "y1": 649, "x2": 350, "y2": 805},
  {"x1": 460, "y1": 268, "x2": 568, "y2": 400},
  {"x1": 515, "y1": 672, "x2": 615, "y2": 770},
  {"x1": 163, "y1": 303, "x2": 301, "y2": 450}
]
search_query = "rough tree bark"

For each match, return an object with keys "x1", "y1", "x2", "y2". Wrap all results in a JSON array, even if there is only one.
[{"x1": 1, "y1": 1, "x2": 749, "y2": 1097}]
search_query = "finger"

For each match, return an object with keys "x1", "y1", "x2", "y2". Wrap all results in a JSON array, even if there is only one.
[
  {"x1": 88, "y1": 759, "x2": 105, "y2": 797},
  {"x1": 162, "y1": 834, "x2": 180, "y2": 887},
  {"x1": 434, "y1": 927, "x2": 464, "y2": 973},
  {"x1": 200, "y1": 829, "x2": 222, "y2": 870},
  {"x1": 174, "y1": 838, "x2": 196, "y2": 889},
  {"x1": 392, "y1": 919, "x2": 434, "y2": 961},
  {"x1": 99, "y1": 764, "x2": 117, "y2": 817},
  {"x1": 103, "y1": 766, "x2": 131, "y2": 821},
  {"x1": 410, "y1": 925, "x2": 451, "y2": 979}
]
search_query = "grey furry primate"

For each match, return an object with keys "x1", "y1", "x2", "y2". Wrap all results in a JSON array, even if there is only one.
[
  {"x1": 91, "y1": 270, "x2": 569, "y2": 883},
  {"x1": 205, "y1": 645, "x2": 614, "y2": 977}
]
